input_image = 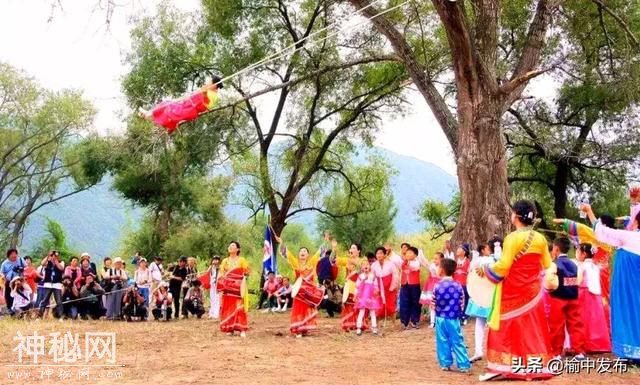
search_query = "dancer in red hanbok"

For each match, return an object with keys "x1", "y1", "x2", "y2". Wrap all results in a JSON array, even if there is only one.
[
  {"x1": 333, "y1": 240, "x2": 365, "y2": 331},
  {"x1": 219, "y1": 241, "x2": 250, "y2": 337},
  {"x1": 276, "y1": 234, "x2": 324, "y2": 337},
  {"x1": 477, "y1": 200, "x2": 553, "y2": 381}
]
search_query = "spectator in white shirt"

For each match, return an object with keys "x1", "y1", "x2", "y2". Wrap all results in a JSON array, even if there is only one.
[
  {"x1": 134, "y1": 258, "x2": 152, "y2": 305},
  {"x1": 149, "y1": 256, "x2": 164, "y2": 291},
  {"x1": 10, "y1": 276, "x2": 33, "y2": 316}
]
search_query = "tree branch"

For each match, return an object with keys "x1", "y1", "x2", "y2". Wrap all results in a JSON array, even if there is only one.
[
  {"x1": 505, "y1": 0, "x2": 561, "y2": 107},
  {"x1": 348, "y1": 0, "x2": 459, "y2": 153},
  {"x1": 590, "y1": 0, "x2": 640, "y2": 49}
]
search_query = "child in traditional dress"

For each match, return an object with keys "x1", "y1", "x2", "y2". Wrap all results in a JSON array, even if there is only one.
[
  {"x1": 355, "y1": 260, "x2": 382, "y2": 335},
  {"x1": 207, "y1": 256, "x2": 221, "y2": 320},
  {"x1": 465, "y1": 243, "x2": 493, "y2": 362},
  {"x1": 261, "y1": 271, "x2": 279, "y2": 313},
  {"x1": 398, "y1": 246, "x2": 423, "y2": 329},
  {"x1": 544, "y1": 237, "x2": 586, "y2": 360},
  {"x1": 421, "y1": 252, "x2": 443, "y2": 328},
  {"x1": 454, "y1": 243, "x2": 471, "y2": 325},
  {"x1": 576, "y1": 243, "x2": 611, "y2": 353},
  {"x1": 433, "y1": 258, "x2": 471, "y2": 372}
]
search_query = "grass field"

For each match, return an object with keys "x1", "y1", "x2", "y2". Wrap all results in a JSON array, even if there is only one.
[{"x1": 0, "y1": 311, "x2": 638, "y2": 385}]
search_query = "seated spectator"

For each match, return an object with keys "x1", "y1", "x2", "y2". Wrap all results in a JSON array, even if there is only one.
[
  {"x1": 10, "y1": 277, "x2": 33, "y2": 317},
  {"x1": 276, "y1": 277, "x2": 292, "y2": 312},
  {"x1": 152, "y1": 282, "x2": 173, "y2": 321},
  {"x1": 319, "y1": 279, "x2": 342, "y2": 317},
  {"x1": 79, "y1": 274, "x2": 105, "y2": 320},
  {"x1": 183, "y1": 280, "x2": 205, "y2": 318},
  {"x1": 122, "y1": 285, "x2": 147, "y2": 321},
  {"x1": 262, "y1": 271, "x2": 279, "y2": 313},
  {"x1": 61, "y1": 274, "x2": 80, "y2": 320}
]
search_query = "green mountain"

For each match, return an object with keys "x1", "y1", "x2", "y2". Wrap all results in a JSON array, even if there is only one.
[{"x1": 20, "y1": 148, "x2": 457, "y2": 256}]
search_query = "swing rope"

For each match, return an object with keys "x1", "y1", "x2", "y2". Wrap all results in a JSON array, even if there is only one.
[{"x1": 212, "y1": 0, "x2": 408, "y2": 88}]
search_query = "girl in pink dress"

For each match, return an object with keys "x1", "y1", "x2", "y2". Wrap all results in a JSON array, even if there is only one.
[
  {"x1": 576, "y1": 243, "x2": 611, "y2": 353},
  {"x1": 420, "y1": 252, "x2": 443, "y2": 328},
  {"x1": 355, "y1": 261, "x2": 382, "y2": 335}
]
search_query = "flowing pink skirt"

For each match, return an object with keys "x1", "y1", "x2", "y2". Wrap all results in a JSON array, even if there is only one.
[{"x1": 579, "y1": 287, "x2": 611, "y2": 353}]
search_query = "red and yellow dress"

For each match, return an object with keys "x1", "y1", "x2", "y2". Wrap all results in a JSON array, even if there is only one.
[
  {"x1": 219, "y1": 256, "x2": 249, "y2": 333},
  {"x1": 562, "y1": 219, "x2": 612, "y2": 317},
  {"x1": 337, "y1": 256, "x2": 366, "y2": 331},
  {"x1": 286, "y1": 248, "x2": 321, "y2": 335},
  {"x1": 149, "y1": 85, "x2": 220, "y2": 133},
  {"x1": 482, "y1": 228, "x2": 553, "y2": 380}
]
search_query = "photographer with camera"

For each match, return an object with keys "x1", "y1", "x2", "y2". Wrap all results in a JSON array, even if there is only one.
[
  {"x1": 152, "y1": 282, "x2": 173, "y2": 321},
  {"x1": 123, "y1": 284, "x2": 147, "y2": 321},
  {"x1": 183, "y1": 279, "x2": 205, "y2": 318},
  {"x1": 1, "y1": 248, "x2": 26, "y2": 314},
  {"x1": 103, "y1": 257, "x2": 128, "y2": 320},
  {"x1": 79, "y1": 274, "x2": 106, "y2": 320},
  {"x1": 10, "y1": 276, "x2": 32, "y2": 317},
  {"x1": 60, "y1": 274, "x2": 80, "y2": 319},
  {"x1": 38, "y1": 250, "x2": 65, "y2": 318}
]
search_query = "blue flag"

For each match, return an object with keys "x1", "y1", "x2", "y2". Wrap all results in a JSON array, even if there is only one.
[{"x1": 262, "y1": 226, "x2": 277, "y2": 276}]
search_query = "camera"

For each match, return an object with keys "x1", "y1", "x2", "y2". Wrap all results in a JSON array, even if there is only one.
[{"x1": 13, "y1": 265, "x2": 24, "y2": 275}]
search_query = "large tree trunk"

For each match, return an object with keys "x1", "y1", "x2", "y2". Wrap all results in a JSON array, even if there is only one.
[
  {"x1": 269, "y1": 214, "x2": 287, "y2": 239},
  {"x1": 452, "y1": 100, "x2": 512, "y2": 245},
  {"x1": 349, "y1": 0, "x2": 557, "y2": 246},
  {"x1": 156, "y1": 203, "x2": 172, "y2": 243}
]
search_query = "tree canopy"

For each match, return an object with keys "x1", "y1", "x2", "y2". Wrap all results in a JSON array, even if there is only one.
[{"x1": 0, "y1": 62, "x2": 103, "y2": 248}]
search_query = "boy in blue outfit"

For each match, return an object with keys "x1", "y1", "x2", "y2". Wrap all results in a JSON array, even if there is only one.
[{"x1": 433, "y1": 258, "x2": 471, "y2": 372}]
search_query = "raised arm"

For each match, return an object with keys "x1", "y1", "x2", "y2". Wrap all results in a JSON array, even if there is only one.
[
  {"x1": 482, "y1": 233, "x2": 518, "y2": 283},
  {"x1": 594, "y1": 221, "x2": 627, "y2": 248}
]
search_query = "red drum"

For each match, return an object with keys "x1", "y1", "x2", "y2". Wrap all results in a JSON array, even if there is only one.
[
  {"x1": 217, "y1": 268, "x2": 245, "y2": 298},
  {"x1": 292, "y1": 277, "x2": 325, "y2": 307}
]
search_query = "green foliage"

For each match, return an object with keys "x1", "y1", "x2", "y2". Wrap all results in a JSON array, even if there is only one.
[
  {"x1": 417, "y1": 192, "x2": 460, "y2": 239},
  {"x1": 0, "y1": 62, "x2": 103, "y2": 247},
  {"x1": 316, "y1": 156, "x2": 397, "y2": 253},
  {"x1": 506, "y1": 0, "x2": 640, "y2": 219},
  {"x1": 29, "y1": 218, "x2": 77, "y2": 261}
]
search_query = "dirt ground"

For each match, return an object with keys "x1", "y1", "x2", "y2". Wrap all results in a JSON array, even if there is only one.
[{"x1": 0, "y1": 311, "x2": 637, "y2": 385}]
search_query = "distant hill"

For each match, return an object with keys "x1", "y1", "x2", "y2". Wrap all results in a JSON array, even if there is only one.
[{"x1": 21, "y1": 148, "x2": 457, "y2": 256}]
